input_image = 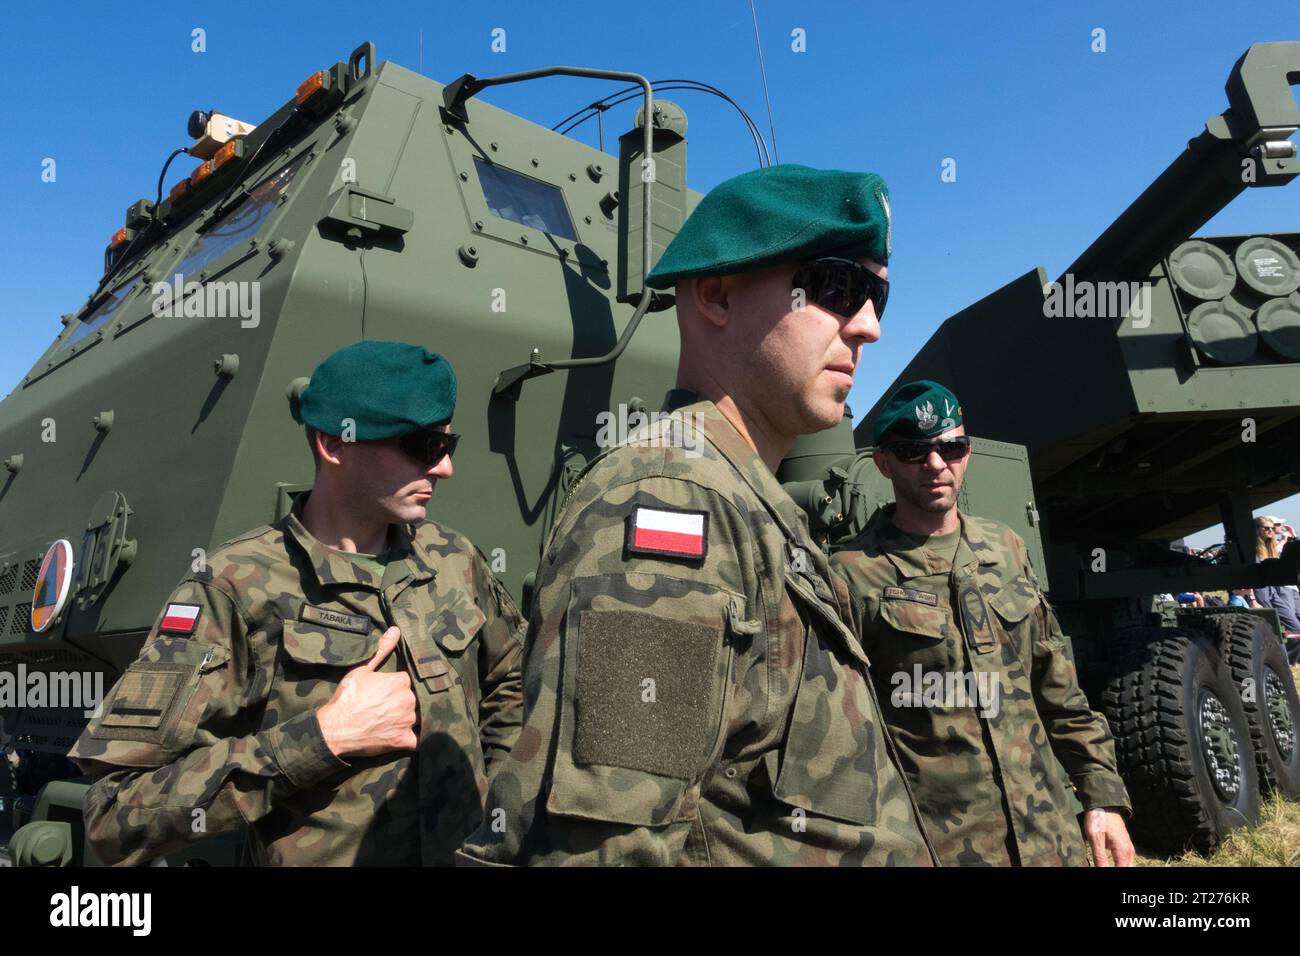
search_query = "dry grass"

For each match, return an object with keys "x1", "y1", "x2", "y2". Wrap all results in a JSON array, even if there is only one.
[
  {"x1": 1135, "y1": 664, "x2": 1300, "y2": 867},
  {"x1": 1137, "y1": 793, "x2": 1300, "y2": 866}
]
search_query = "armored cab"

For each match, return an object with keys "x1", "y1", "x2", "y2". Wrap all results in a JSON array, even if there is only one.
[
  {"x1": 0, "y1": 42, "x2": 697, "y2": 861},
  {"x1": 846, "y1": 42, "x2": 1300, "y2": 854}
]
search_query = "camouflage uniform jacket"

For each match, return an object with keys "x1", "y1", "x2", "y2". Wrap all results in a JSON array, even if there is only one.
[
  {"x1": 69, "y1": 493, "x2": 524, "y2": 866},
  {"x1": 831, "y1": 506, "x2": 1131, "y2": 866},
  {"x1": 458, "y1": 394, "x2": 936, "y2": 866}
]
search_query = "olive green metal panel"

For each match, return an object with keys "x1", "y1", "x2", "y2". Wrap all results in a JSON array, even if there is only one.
[
  {"x1": 1121, "y1": 234, "x2": 1300, "y2": 416},
  {"x1": 957, "y1": 438, "x2": 1046, "y2": 578},
  {"x1": 618, "y1": 102, "x2": 689, "y2": 302},
  {"x1": 0, "y1": 50, "x2": 692, "y2": 669}
]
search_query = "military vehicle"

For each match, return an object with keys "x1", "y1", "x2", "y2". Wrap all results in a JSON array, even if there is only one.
[
  {"x1": 784, "y1": 40, "x2": 1300, "y2": 855},
  {"x1": 0, "y1": 42, "x2": 707, "y2": 864},
  {"x1": 1, "y1": 38, "x2": 1295, "y2": 864}
]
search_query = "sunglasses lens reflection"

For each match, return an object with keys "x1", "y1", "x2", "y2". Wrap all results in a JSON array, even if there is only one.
[
  {"x1": 794, "y1": 258, "x2": 888, "y2": 320},
  {"x1": 887, "y1": 438, "x2": 970, "y2": 463},
  {"x1": 399, "y1": 431, "x2": 459, "y2": 465}
]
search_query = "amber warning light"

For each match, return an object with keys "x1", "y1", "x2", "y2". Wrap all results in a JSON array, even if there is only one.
[
  {"x1": 296, "y1": 71, "x2": 327, "y2": 104},
  {"x1": 213, "y1": 140, "x2": 241, "y2": 169}
]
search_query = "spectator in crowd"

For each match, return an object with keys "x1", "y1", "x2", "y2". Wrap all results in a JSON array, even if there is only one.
[
  {"x1": 1272, "y1": 515, "x2": 1299, "y2": 599},
  {"x1": 1256, "y1": 515, "x2": 1279, "y2": 562},
  {"x1": 1275, "y1": 518, "x2": 1300, "y2": 637},
  {"x1": 1254, "y1": 515, "x2": 1300, "y2": 665},
  {"x1": 1271, "y1": 515, "x2": 1298, "y2": 577}
]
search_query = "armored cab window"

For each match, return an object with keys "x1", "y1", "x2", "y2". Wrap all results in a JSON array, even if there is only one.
[
  {"x1": 474, "y1": 158, "x2": 577, "y2": 241},
  {"x1": 171, "y1": 153, "x2": 308, "y2": 281},
  {"x1": 59, "y1": 278, "x2": 138, "y2": 352}
]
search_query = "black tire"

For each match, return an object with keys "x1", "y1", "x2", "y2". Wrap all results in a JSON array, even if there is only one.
[
  {"x1": 1204, "y1": 613, "x2": 1300, "y2": 799},
  {"x1": 1102, "y1": 627, "x2": 1260, "y2": 855}
]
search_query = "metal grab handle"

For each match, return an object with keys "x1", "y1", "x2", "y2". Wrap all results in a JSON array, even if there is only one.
[
  {"x1": 349, "y1": 42, "x2": 375, "y2": 82},
  {"x1": 442, "y1": 67, "x2": 657, "y2": 400}
]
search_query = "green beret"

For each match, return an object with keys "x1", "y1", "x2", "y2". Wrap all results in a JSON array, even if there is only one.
[
  {"x1": 299, "y1": 340, "x2": 457, "y2": 440},
  {"x1": 645, "y1": 164, "x2": 891, "y2": 289},
  {"x1": 873, "y1": 380, "x2": 963, "y2": 444}
]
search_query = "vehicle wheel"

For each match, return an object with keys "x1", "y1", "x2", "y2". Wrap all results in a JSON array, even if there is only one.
[
  {"x1": 1205, "y1": 613, "x2": 1300, "y2": 799},
  {"x1": 1102, "y1": 627, "x2": 1260, "y2": 855}
]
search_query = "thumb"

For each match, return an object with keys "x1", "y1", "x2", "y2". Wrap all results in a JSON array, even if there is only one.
[{"x1": 362, "y1": 626, "x2": 402, "y2": 672}]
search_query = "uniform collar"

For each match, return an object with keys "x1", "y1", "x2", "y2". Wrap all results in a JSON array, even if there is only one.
[
  {"x1": 955, "y1": 513, "x2": 1001, "y2": 574},
  {"x1": 282, "y1": 491, "x2": 437, "y2": 591},
  {"x1": 663, "y1": 390, "x2": 815, "y2": 545},
  {"x1": 868, "y1": 504, "x2": 1001, "y2": 579}
]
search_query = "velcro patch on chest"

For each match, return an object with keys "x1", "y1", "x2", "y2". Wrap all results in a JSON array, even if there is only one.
[
  {"x1": 882, "y1": 586, "x2": 939, "y2": 607},
  {"x1": 625, "y1": 506, "x2": 709, "y2": 561},
  {"x1": 160, "y1": 603, "x2": 201, "y2": 634},
  {"x1": 300, "y1": 604, "x2": 371, "y2": 634}
]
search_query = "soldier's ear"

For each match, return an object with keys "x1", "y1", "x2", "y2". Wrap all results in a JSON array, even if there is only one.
[
  {"x1": 686, "y1": 275, "x2": 732, "y2": 330},
  {"x1": 315, "y1": 431, "x2": 347, "y2": 468},
  {"x1": 874, "y1": 449, "x2": 894, "y2": 480}
]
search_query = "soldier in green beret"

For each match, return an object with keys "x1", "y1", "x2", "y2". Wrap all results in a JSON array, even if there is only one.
[
  {"x1": 831, "y1": 380, "x2": 1136, "y2": 866},
  {"x1": 461, "y1": 164, "x2": 936, "y2": 866},
  {"x1": 71, "y1": 340, "x2": 524, "y2": 865}
]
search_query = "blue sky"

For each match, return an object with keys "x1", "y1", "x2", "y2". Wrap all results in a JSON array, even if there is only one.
[{"x1": 2, "y1": 0, "x2": 1297, "y2": 542}]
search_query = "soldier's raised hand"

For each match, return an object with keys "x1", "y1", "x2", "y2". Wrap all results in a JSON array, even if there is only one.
[{"x1": 317, "y1": 626, "x2": 419, "y2": 758}]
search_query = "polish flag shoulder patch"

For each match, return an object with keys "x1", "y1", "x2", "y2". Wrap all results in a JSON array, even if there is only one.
[
  {"x1": 160, "y1": 603, "x2": 202, "y2": 634},
  {"x1": 626, "y1": 506, "x2": 709, "y2": 561}
]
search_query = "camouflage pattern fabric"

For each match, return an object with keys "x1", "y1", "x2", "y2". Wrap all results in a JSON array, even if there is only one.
[
  {"x1": 831, "y1": 506, "x2": 1131, "y2": 866},
  {"x1": 69, "y1": 493, "x2": 524, "y2": 866},
  {"x1": 457, "y1": 394, "x2": 936, "y2": 866}
]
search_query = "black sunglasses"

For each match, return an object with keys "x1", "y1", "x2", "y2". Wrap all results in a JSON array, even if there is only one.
[
  {"x1": 396, "y1": 429, "x2": 460, "y2": 466},
  {"x1": 792, "y1": 257, "x2": 889, "y2": 320},
  {"x1": 881, "y1": 436, "x2": 971, "y2": 464}
]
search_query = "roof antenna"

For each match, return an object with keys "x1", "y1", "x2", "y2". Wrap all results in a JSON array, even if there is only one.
[{"x1": 748, "y1": 0, "x2": 779, "y2": 164}]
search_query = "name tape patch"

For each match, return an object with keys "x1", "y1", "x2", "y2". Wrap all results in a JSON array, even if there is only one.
[
  {"x1": 883, "y1": 586, "x2": 939, "y2": 607},
  {"x1": 626, "y1": 506, "x2": 709, "y2": 561},
  {"x1": 160, "y1": 603, "x2": 201, "y2": 634},
  {"x1": 300, "y1": 605, "x2": 371, "y2": 634}
]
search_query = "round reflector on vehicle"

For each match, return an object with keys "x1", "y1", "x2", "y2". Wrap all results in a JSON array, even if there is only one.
[{"x1": 31, "y1": 539, "x2": 75, "y2": 633}]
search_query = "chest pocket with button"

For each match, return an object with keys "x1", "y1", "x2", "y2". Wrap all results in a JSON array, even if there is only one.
[
  {"x1": 276, "y1": 620, "x2": 376, "y2": 716},
  {"x1": 876, "y1": 591, "x2": 959, "y2": 671},
  {"x1": 987, "y1": 580, "x2": 1037, "y2": 631},
  {"x1": 986, "y1": 578, "x2": 1042, "y2": 671},
  {"x1": 404, "y1": 604, "x2": 485, "y2": 695}
]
